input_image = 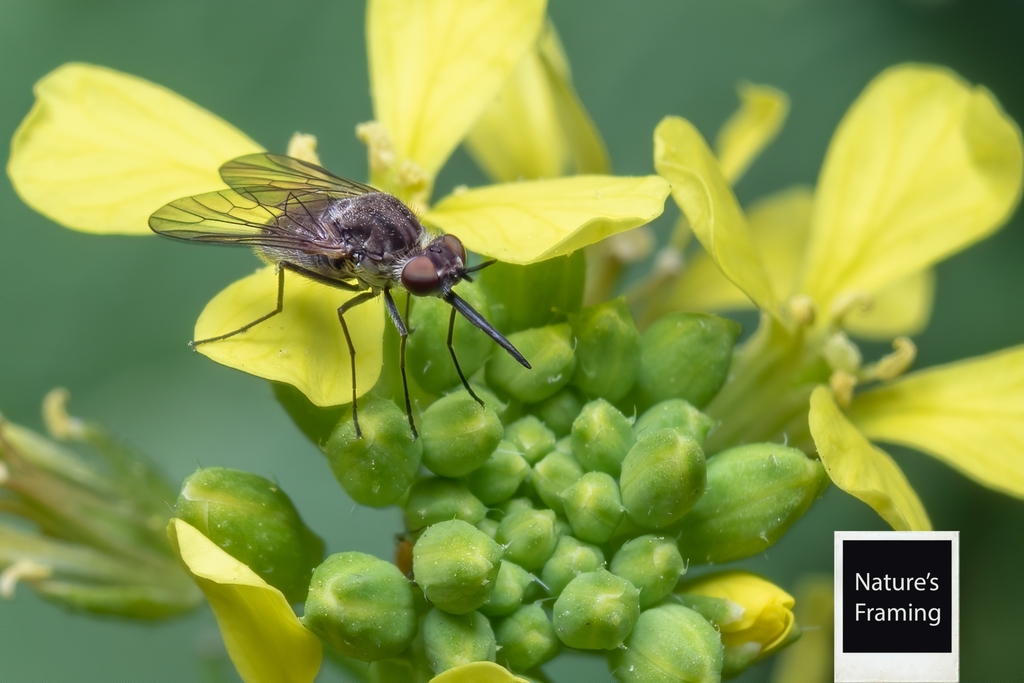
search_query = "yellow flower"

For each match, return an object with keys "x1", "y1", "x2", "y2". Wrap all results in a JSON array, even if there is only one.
[
  {"x1": 168, "y1": 519, "x2": 322, "y2": 683},
  {"x1": 676, "y1": 570, "x2": 797, "y2": 678},
  {"x1": 652, "y1": 65, "x2": 1023, "y2": 530},
  {"x1": 8, "y1": 0, "x2": 668, "y2": 408}
]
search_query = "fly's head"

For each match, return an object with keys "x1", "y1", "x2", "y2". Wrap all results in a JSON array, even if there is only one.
[{"x1": 400, "y1": 234, "x2": 470, "y2": 298}]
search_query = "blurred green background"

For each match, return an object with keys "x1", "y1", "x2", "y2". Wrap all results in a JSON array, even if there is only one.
[{"x1": 1, "y1": 1, "x2": 1021, "y2": 680}]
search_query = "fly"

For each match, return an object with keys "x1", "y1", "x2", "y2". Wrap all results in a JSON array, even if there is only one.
[{"x1": 149, "y1": 153, "x2": 530, "y2": 438}]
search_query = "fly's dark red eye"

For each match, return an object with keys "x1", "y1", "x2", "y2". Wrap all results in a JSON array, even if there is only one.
[
  {"x1": 401, "y1": 255, "x2": 440, "y2": 294},
  {"x1": 442, "y1": 234, "x2": 467, "y2": 264}
]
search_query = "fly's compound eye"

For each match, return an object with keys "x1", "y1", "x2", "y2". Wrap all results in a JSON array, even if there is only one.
[
  {"x1": 401, "y1": 255, "x2": 441, "y2": 295},
  {"x1": 442, "y1": 234, "x2": 467, "y2": 265}
]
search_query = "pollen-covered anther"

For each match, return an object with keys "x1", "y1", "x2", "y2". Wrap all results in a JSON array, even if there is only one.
[
  {"x1": 828, "y1": 291, "x2": 872, "y2": 325},
  {"x1": 42, "y1": 388, "x2": 83, "y2": 440},
  {"x1": 829, "y1": 369, "x2": 857, "y2": 407},
  {"x1": 0, "y1": 559, "x2": 53, "y2": 599},
  {"x1": 396, "y1": 160, "x2": 431, "y2": 214},
  {"x1": 286, "y1": 132, "x2": 321, "y2": 165},
  {"x1": 784, "y1": 294, "x2": 816, "y2": 326},
  {"x1": 864, "y1": 336, "x2": 917, "y2": 382},
  {"x1": 355, "y1": 120, "x2": 396, "y2": 175},
  {"x1": 823, "y1": 331, "x2": 862, "y2": 374}
]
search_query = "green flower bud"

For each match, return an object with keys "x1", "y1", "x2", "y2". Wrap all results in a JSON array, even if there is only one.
[
  {"x1": 486, "y1": 324, "x2": 576, "y2": 403},
  {"x1": 569, "y1": 298, "x2": 641, "y2": 402},
  {"x1": 636, "y1": 312, "x2": 741, "y2": 410},
  {"x1": 571, "y1": 399, "x2": 635, "y2": 476},
  {"x1": 476, "y1": 517, "x2": 500, "y2": 540},
  {"x1": 478, "y1": 251, "x2": 585, "y2": 333},
  {"x1": 496, "y1": 496, "x2": 535, "y2": 517},
  {"x1": 634, "y1": 399, "x2": 716, "y2": 446},
  {"x1": 479, "y1": 560, "x2": 534, "y2": 617},
  {"x1": 404, "y1": 478, "x2": 486, "y2": 532},
  {"x1": 322, "y1": 396, "x2": 421, "y2": 507},
  {"x1": 496, "y1": 508, "x2": 559, "y2": 571},
  {"x1": 303, "y1": 552, "x2": 416, "y2": 661},
  {"x1": 609, "y1": 535, "x2": 684, "y2": 609},
  {"x1": 620, "y1": 429, "x2": 706, "y2": 530},
  {"x1": 609, "y1": 603, "x2": 723, "y2": 683},
  {"x1": 531, "y1": 450, "x2": 583, "y2": 517},
  {"x1": 175, "y1": 467, "x2": 323, "y2": 604},
  {"x1": 560, "y1": 472, "x2": 624, "y2": 545},
  {"x1": 540, "y1": 535, "x2": 606, "y2": 597},
  {"x1": 422, "y1": 607, "x2": 496, "y2": 674},
  {"x1": 496, "y1": 603, "x2": 561, "y2": 671},
  {"x1": 553, "y1": 569, "x2": 640, "y2": 650},
  {"x1": 420, "y1": 390, "x2": 504, "y2": 477},
  {"x1": 674, "y1": 443, "x2": 829, "y2": 564},
  {"x1": 504, "y1": 415, "x2": 557, "y2": 465},
  {"x1": 407, "y1": 279, "x2": 494, "y2": 394},
  {"x1": 413, "y1": 520, "x2": 503, "y2": 614},
  {"x1": 676, "y1": 571, "x2": 798, "y2": 678},
  {"x1": 462, "y1": 441, "x2": 531, "y2": 505},
  {"x1": 530, "y1": 388, "x2": 585, "y2": 437}
]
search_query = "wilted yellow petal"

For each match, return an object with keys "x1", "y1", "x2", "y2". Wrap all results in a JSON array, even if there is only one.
[
  {"x1": 800, "y1": 65, "x2": 1024, "y2": 311},
  {"x1": 844, "y1": 269, "x2": 935, "y2": 340},
  {"x1": 367, "y1": 0, "x2": 545, "y2": 179},
  {"x1": 425, "y1": 175, "x2": 668, "y2": 264},
  {"x1": 665, "y1": 185, "x2": 812, "y2": 314},
  {"x1": 809, "y1": 386, "x2": 931, "y2": 531},
  {"x1": 8, "y1": 63, "x2": 262, "y2": 235},
  {"x1": 655, "y1": 116, "x2": 780, "y2": 317},
  {"x1": 465, "y1": 21, "x2": 609, "y2": 183},
  {"x1": 429, "y1": 661, "x2": 530, "y2": 683},
  {"x1": 715, "y1": 83, "x2": 789, "y2": 185},
  {"x1": 848, "y1": 346, "x2": 1024, "y2": 498},
  {"x1": 194, "y1": 267, "x2": 384, "y2": 407},
  {"x1": 167, "y1": 519, "x2": 321, "y2": 683}
]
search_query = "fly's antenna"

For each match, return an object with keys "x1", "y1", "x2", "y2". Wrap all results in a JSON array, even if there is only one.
[{"x1": 459, "y1": 259, "x2": 497, "y2": 283}]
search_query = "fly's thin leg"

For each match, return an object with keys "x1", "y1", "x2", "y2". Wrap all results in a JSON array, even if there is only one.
[
  {"x1": 191, "y1": 266, "x2": 286, "y2": 348},
  {"x1": 338, "y1": 291, "x2": 378, "y2": 438},
  {"x1": 383, "y1": 288, "x2": 417, "y2": 438},
  {"x1": 447, "y1": 306, "x2": 484, "y2": 406}
]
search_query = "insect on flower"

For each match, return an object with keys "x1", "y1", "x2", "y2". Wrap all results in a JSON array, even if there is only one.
[{"x1": 149, "y1": 153, "x2": 530, "y2": 437}]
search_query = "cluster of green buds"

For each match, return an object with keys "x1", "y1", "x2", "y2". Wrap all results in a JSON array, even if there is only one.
[{"x1": 184, "y1": 261, "x2": 830, "y2": 681}]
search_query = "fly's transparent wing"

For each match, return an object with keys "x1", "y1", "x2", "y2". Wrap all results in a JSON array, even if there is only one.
[
  {"x1": 220, "y1": 153, "x2": 376, "y2": 207},
  {"x1": 149, "y1": 153, "x2": 376, "y2": 249}
]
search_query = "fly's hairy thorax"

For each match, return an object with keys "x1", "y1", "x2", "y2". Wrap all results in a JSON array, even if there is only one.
[{"x1": 259, "y1": 192, "x2": 430, "y2": 291}]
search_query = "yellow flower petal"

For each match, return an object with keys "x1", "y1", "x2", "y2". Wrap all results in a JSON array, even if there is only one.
[
  {"x1": 843, "y1": 269, "x2": 935, "y2": 340},
  {"x1": 8, "y1": 63, "x2": 262, "y2": 235},
  {"x1": 429, "y1": 661, "x2": 530, "y2": 683},
  {"x1": 809, "y1": 386, "x2": 931, "y2": 531},
  {"x1": 425, "y1": 175, "x2": 669, "y2": 264},
  {"x1": 167, "y1": 519, "x2": 321, "y2": 683},
  {"x1": 367, "y1": 0, "x2": 546, "y2": 179},
  {"x1": 681, "y1": 570, "x2": 795, "y2": 653},
  {"x1": 715, "y1": 83, "x2": 790, "y2": 185},
  {"x1": 464, "y1": 21, "x2": 609, "y2": 182},
  {"x1": 848, "y1": 346, "x2": 1024, "y2": 498},
  {"x1": 654, "y1": 116, "x2": 780, "y2": 317},
  {"x1": 800, "y1": 64, "x2": 1024, "y2": 311},
  {"x1": 194, "y1": 266, "x2": 384, "y2": 407},
  {"x1": 664, "y1": 185, "x2": 813, "y2": 314}
]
